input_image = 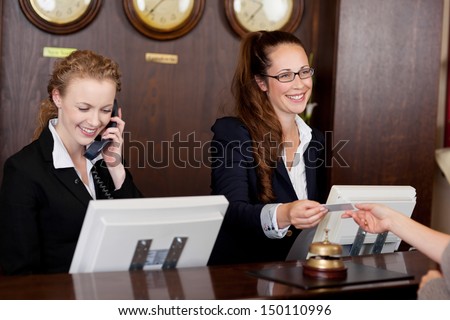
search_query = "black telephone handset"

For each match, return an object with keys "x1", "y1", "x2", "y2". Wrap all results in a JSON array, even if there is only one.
[{"x1": 84, "y1": 99, "x2": 119, "y2": 160}]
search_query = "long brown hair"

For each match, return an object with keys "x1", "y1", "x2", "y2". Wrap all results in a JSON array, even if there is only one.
[
  {"x1": 33, "y1": 50, "x2": 122, "y2": 140},
  {"x1": 231, "y1": 30, "x2": 306, "y2": 203}
]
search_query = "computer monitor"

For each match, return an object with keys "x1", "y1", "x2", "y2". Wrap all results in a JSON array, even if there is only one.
[
  {"x1": 69, "y1": 195, "x2": 228, "y2": 274},
  {"x1": 311, "y1": 185, "x2": 416, "y2": 256}
]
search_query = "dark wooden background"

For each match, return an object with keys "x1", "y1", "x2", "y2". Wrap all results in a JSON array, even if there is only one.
[
  {"x1": 0, "y1": 0, "x2": 444, "y2": 228},
  {"x1": 324, "y1": 0, "x2": 443, "y2": 228}
]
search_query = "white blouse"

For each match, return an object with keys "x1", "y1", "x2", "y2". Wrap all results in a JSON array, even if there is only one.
[{"x1": 48, "y1": 119, "x2": 99, "y2": 199}]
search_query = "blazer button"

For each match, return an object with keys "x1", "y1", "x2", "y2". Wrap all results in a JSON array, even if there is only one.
[{"x1": 286, "y1": 230, "x2": 293, "y2": 237}]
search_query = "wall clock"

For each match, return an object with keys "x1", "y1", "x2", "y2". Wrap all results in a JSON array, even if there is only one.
[
  {"x1": 224, "y1": 0, "x2": 304, "y2": 37},
  {"x1": 123, "y1": 0, "x2": 205, "y2": 40},
  {"x1": 19, "y1": 0, "x2": 103, "y2": 35}
]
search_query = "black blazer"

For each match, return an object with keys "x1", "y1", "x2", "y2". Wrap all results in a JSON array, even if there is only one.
[
  {"x1": 208, "y1": 117, "x2": 327, "y2": 265},
  {"x1": 0, "y1": 127, "x2": 142, "y2": 275}
]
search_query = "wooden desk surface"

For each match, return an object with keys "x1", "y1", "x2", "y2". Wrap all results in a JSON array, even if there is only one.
[{"x1": 0, "y1": 251, "x2": 435, "y2": 300}]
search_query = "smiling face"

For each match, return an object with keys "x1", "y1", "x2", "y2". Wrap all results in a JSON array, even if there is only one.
[
  {"x1": 255, "y1": 43, "x2": 312, "y2": 122},
  {"x1": 52, "y1": 77, "x2": 116, "y2": 153}
]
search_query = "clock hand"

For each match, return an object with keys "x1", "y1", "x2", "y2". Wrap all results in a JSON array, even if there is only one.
[
  {"x1": 248, "y1": 1, "x2": 263, "y2": 22},
  {"x1": 149, "y1": 0, "x2": 166, "y2": 14}
]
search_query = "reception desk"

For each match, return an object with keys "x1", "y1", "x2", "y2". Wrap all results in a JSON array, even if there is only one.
[{"x1": 0, "y1": 251, "x2": 435, "y2": 300}]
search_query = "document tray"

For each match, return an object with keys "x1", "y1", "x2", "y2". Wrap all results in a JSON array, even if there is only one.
[{"x1": 249, "y1": 262, "x2": 414, "y2": 290}]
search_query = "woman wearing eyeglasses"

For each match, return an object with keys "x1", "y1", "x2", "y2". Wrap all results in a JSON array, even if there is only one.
[{"x1": 208, "y1": 31, "x2": 328, "y2": 266}]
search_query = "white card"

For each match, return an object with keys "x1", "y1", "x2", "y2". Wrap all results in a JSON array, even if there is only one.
[{"x1": 323, "y1": 203, "x2": 355, "y2": 212}]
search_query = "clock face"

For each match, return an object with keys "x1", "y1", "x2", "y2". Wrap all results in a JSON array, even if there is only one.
[
  {"x1": 233, "y1": 0, "x2": 293, "y2": 32},
  {"x1": 29, "y1": 0, "x2": 92, "y2": 24},
  {"x1": 123, "y1": 0, "x2": 205, "y2": 40},
  {"x1": 131, "y1": 0, "x2": 195, "y2": 31},
  {"x1": 19, "y1": 0, "x2": 102, "y2": 34},
  {"x1": 225, "y1": 0, "x2": 304, "y2": 37}
]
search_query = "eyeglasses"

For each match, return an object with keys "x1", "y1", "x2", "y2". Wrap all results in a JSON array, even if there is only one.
[{"x1": 261, "y1": 67, "x2": 314, "y2": 83}]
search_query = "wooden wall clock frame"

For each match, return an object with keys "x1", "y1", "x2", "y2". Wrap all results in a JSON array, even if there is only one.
[
  {"x1": 19, "y1": 0, "x2": 103, "y2": 35},
  {"x1": 123, "y1": 0, "x2": 205, "y2": 41},
  {"x1": 224, "y1": 0, "x2": 304, "y2": 37}
]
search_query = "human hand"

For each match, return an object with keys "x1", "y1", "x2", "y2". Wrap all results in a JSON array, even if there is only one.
[
  {"x1": 278, "y1": 200, "x2": 327, "y2": 229},
  {"x1": 102, "y1": 107, "x2": 124, "y2": 166},
  {"x1": 419, "y1": 269, "x2": 443, "y2": 290},
  {"x1": 341, "y1": 203, "x2": 396, "y2": 234}
]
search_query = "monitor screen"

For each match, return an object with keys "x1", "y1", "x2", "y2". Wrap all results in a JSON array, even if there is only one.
[
  {"x1": 311, "y1": 185, "x2": 416, "y2": 256},
  {"x1": 69, "y1": 195, "x2": 228, "y2": 274}
]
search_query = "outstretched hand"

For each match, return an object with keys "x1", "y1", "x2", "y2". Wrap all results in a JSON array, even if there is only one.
[{"x1": 341, "y1": 203, "x2": 394, "y2": 234}]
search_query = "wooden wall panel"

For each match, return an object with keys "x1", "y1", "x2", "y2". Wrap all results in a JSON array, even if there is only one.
[{"x1": 331, "y1": 0, "x2": 443, "y2": 226}]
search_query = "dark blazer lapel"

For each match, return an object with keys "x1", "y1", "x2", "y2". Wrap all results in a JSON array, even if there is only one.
[
  {"x1": 274, "y1": 161, "x2": 298, "y2": 200},
  {"x1": 39, "y1": 127, "x2": 93, "y2": 205},
  {"x1": 304, "y1": 144, "x2": 318, "y2": 200},
  {"x1": 275, "y1": 144, "x2": 319, "y2": 202},
  {"x1": 304, "y1": 162, "x2": 316, "y2": 200},
  {"x1": 275, "y1": 160, "x2": 291, "y2": 185},
  {"x1": 52, "y1": 167, "x2": 93, "y2": 204}
]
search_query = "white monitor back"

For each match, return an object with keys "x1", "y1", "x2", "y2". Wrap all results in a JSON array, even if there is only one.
[
  {"x1": 311, "y1": 185, "x2": 416, "y2": 256},
  {"x1": 69, "y1": 195, "x2": 228, "y2": 274}
]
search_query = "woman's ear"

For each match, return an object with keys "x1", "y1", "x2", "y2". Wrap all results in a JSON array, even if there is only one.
[
  {"x1": 255, "y1": 75, "x2": 268, "y2": 92},
  {"x1": 52, "y1": 89, "x2": 62, "y2": 108}
]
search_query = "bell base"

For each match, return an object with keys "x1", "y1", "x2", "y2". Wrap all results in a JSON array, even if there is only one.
[{"x1": 302, "y1": 263, "x2": 347, "y2": 279}]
